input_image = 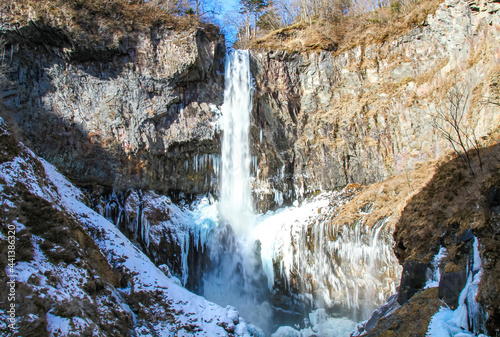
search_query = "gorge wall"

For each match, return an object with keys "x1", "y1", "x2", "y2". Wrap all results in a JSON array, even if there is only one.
[
  {"x1": 249, "y1": 0, "x2": 500, "y2": 210},
  {"x1": 1, "y1": 14, "x2": 225, "y2": 196},
  {"x1": 2, "y1": 0, "x2": 499, "y2": 212},
  {"x1": 1, "y1": 0, "x2": 500, "y2": 335}
]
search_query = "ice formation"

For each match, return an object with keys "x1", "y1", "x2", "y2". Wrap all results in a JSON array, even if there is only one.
[
  {"x1": 425, "y1": 247, "x2": 448, "y2": 289},
  {"x1": 254, "y1": 191, "x2": 400, "y2": 317},
  {"x1": 271, "y1": 309, "x2": 357, "y2": 337},
  {"x1": 426, "y1": 237, "x2": 488, "y2": 336}
]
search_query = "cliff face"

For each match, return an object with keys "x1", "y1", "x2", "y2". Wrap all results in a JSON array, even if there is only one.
[
  {"x1": 3, "y1": 0, "x2": 498, "y2": 211},
  {"x1": 249, "y1": 0, "x2": 500, "y2": 210},
  {"x1": 1, "y1": 0, "x2": 500, "y2": 335},
  {"x1": 1, "y1": 19, "x2": 225, "y2": 195}
]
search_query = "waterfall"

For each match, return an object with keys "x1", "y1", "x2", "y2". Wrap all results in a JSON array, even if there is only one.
[
  {"x1": 219, "y1": 49, "x2": 254, "y2": 236},
  {"x1": 201, "y1": 50, "x2": 271, "y2": 334},
  {"x1": 91, "y1": 50, "x2": 402, "y2": 337}
]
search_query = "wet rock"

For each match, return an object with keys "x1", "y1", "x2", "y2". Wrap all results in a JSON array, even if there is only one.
[
  {"x1": 363, "y1": 288, "x2": 442, "y2": 337},
  {"x1": 438, "y1": 268, "x2": 468, "y2": 310},
  {"x1": 397, "y1": 260, "x2": 429, "y2": 305},
  {"x1": 353, "y1": 294, "x2": 401, "y2": 335},
  {"x1": 457, "y1": 227, "x2": 475, "y2": 243},
  {"x1": 486, "y1": 186, "x2": 500, "y2": 215}
]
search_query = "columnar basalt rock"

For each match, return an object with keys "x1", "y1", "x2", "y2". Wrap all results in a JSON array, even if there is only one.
[
  {"x1": 1, "y1": 20, "x2": 225, "y2": 195},
  {"x1": 249, "y1": 0, "x2": 500, "y2": 211}
]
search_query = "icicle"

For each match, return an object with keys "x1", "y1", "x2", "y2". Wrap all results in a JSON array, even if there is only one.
[
  {"x1": 426, "y1": 236, "x2": 488, "y2": 336},
  {"x1": 176, "y1": 232, "x2": 188, "y2": 286},
  {"x1": 274, "y1": 190, "x2": 284, "y2": 206},
  {"x1": 254, "y1": 192, "x2": 400, "y2": 314},
  {"x1": 142, "y1": 218, "x2": 150, "y2": 247},
  {"x1": 425, "y1": 247, "x2": 447, "y2": 289}
]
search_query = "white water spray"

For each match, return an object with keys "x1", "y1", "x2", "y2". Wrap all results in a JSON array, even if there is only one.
[
  {"x1": 201, "y1": 50, "x2": 271, "y2": 334},
  {"x1": 220, "y1": 50, "x2": 254, "y2": 237}
]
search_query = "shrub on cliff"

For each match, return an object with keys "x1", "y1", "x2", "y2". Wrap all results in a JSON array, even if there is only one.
[{"x1": 239, "y1": 0, "x2": 443, "y2": 52}]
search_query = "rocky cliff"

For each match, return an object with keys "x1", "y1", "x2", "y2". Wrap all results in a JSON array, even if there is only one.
[
  {"x1": 249, "y1": 0, "x2": 500, "y2": 211},
  {"x1": 246, "y1": 0, "x2": 500, "y2": 334},
  {"x1": 2, "y1": 0, "x2": 499, "y2": 211},
  {"x1": 1, "y1": 0, "x2": 500, "y2": 335},
  {"x1": 1, "y1": 8, "x2": 225, "y2": 196}
]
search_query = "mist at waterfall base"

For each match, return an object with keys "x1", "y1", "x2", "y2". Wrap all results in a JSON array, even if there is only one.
[{"x1": 185, "y1": 194, "x2": 367, "y2": 336}]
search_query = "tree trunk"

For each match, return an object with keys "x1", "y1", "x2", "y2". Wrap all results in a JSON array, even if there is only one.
[{"x1": 253, "y1": 11, "x2": 257, "y2": 38}]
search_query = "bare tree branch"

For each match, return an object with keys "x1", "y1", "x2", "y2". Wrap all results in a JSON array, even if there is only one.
[{"x1": 430, "y1": 83, "x2": 482, "y2": 177}]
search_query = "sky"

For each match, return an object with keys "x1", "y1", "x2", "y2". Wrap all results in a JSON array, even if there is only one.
[{"x1": 214, "y1": 0, "x2": 240, "y2": 46}]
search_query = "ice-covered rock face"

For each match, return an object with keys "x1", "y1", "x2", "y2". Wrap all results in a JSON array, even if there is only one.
[
  {"x1": 255, "y1": 190, "x2": 401, "y2": 320},
  {"x1": 427, "y1": 237, "x2": 488, "y2": 336}
]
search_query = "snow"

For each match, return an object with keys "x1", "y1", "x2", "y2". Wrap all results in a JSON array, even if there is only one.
[
  {"x1": 272, "y1": 326, "x2": 300, "y2": 337},
  {"x1": 40, "y1": 160, "x2": 256, "y2": 335},
  {"x1": 46, "y1": 313, "x2": 71, "y2": 336},
  {"x1": 13, "y1": 234, "x2": 90, "y2": 304},
  {"x1": 0, "y1": 118, "x2": 258, "y2": 337},
  {"x1": 271, "y1": 309, "x2": 357, "y2": 337},
  {"x1": 426, "y1": 237, "x2": 488, "y2": 337},
  {"x1": 0, "y1": 155, "x2": 46, "y2": 199}
]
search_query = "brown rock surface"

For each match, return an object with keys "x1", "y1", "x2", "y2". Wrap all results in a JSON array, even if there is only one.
[{"x1": 363, "y1": 288, "x2": 443, "y2": 337}]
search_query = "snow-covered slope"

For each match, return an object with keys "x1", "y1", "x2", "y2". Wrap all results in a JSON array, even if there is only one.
[{"x1": 0, "y1": 117, "x2": 259, "y2": 336}]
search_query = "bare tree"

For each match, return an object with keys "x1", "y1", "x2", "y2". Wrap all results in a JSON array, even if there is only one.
[{"x1": 431, "y1": 83, "x2": 483, "y2": 176}]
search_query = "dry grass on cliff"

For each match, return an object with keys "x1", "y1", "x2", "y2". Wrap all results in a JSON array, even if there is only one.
[
  {"x1": 6, "y1": 0, "x2": 200, "y2": 28},
  {"x1": 395, "y1": 143, "x2": 500, "y2": 263},
  {"x1": 249, "y1": 0, "x2": 444, "y2": 53},
  {"x1": 2, "y1": 0, "x2": 209, "y2": 46},
  {"x1": 333, "y1": 159, "x2": 438, "y2": 231}
]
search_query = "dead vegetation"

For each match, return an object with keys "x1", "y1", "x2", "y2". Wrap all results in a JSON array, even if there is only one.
[
  {"x1": 333, "y1": 158, "x2": 438, "y2": 231},
  {"x1": 394, "y1": 143, "x2": 500, "y2": 263},
  {"x1": 3, "y1": 0, "x2": 202, "y2": 30},
  {"x1": 247, "y1": 0, "x2": 444, "y2": 53},
  {"x1": 1, "y1": 0, "x2": 215, "y2": 54}
]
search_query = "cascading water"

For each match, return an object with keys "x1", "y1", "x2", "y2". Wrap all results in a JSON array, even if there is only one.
[
  {"x1": 98, "y1": 50, "x2": 403, "y2": 337},
  {"x1": 219, "y1": 49, "x2": 254, "y2": 237},
  {"x1": 201, "y1": 50, "x2": 272, "y2": 334}
]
